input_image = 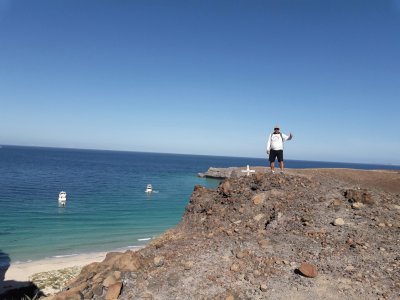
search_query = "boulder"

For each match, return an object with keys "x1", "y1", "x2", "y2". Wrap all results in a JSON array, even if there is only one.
[
  {"x1": 80, "y1": 262, "x2": 101, "y2": 276},
  {"x1": 103, "y1": 272, "x2": 120, "y2": 287},
  {"x1": 112, "y1": 251, "x2": 142, "y2": 272},
  {"x1": 344, "y1": 189, "x2": 374, "y2": 205},
  {"x1": 103, "y1": 252, "x2": 124, "y2": 268},
  {"x1": 105, "y1": 282, "x2": 122, "y2": 300},
  {"x1": 220, "y1": 181, "x2": 232, "y2": 196},
  {"x1": 92, "y1": 284, "x2": 103, "y2": 296},
  {"x1": 83, "y1": 290, "x2": 93, "y2": 299},
  {"x1": 298, "y1": 262, "x2": 318, "y2": 278}
]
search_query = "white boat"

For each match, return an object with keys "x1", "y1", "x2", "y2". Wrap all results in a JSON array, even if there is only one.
[
  {"x1": 58, "y1": 191, "x2": 67, "y2": 207},
  {"x1": 145, "y1": 184, "x2": 153, "y2": 193}
]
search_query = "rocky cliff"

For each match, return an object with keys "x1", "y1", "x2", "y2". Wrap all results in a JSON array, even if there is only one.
[{"x1": 50, "y1": 169, "x2": 399, "y2": 300}]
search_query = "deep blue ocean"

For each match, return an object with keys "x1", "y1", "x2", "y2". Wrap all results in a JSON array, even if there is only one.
[{"x1": 0, "y1": 145, "x2": 399, "y2": 266}]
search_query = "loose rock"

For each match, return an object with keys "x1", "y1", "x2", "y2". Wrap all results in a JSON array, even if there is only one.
[
  {"x1": 258, "y1": 240, "x2": 268, "y2": 249},
  {"x1": 334, "y1": 218, "x2": 345, "y2": 226},
  {"x1": 183, "y1": 261, "x2": 194, "y2": 270},
  {"x1": 154, "y1": 256, "x2": 165, "y2": 267},
  {"x1": 352, "y1": 202, "x2": 364, "y2": 209},
  {"x1": 298, "y1": 262, "x2": 318, "y2": 278},
  {"x1": 230, "y1": 264, "x2": 240, "y2": 272},
  {"x1": 252, "y1": 193, "x2": 265, "y2": 205},
  {"x1": 220, "y1": 181, "x2": 231, "y2": 196},
  {"x1": 260, "y1": 284, "x2": 268, "y2": 292},
  {"x1": 254, "y1": 214, "x2": 265, "y2": 222}
]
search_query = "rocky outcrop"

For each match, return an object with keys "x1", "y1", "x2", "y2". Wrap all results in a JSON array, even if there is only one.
[
  {"x1": 198, "y1": 167, "x2": 239, "y2": 178},
  {"x1": 198, "y1": 166, "x2": 269, "y2": 178},
  {"x1": 51, "y1": 169, "x2": 400, "y2": 300}
]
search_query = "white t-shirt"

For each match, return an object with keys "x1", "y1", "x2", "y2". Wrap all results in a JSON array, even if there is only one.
[{"x1": 267, "y1": 133, "x2": 290, "y2": 151}]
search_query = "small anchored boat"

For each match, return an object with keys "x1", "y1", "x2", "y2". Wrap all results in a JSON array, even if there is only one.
[
  {"x1": 58, "y1": 191, "x2": 67, "y2": 207},
  {"x1": 145, "y1": 184, "x2": 153, "y2": 193}
]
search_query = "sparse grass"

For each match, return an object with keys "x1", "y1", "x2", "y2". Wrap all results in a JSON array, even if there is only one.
[{"x1": 29, "y1": 266, "x2": 82, "y2": 293}]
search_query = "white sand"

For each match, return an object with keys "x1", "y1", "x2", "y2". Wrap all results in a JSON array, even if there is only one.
[
  {"x1": 5, "y1": 252, "x2": 107, "y2": 283},
  {"x1": 0, "y1": 247, "x2": 142, "y2": 293}
]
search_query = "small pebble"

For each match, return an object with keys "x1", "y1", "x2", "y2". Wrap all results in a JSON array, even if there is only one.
[
  {"x1": 334, "y1": 218, "x2": 345, "y2": 226},
  {"x1": 230, "y1": 264, "x2": 240, "y2": 272},
  {"x1": 260, "y1": 284, "x2": 268, "y2": 292}
]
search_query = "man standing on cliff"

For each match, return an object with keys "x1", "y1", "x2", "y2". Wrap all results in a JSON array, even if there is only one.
[{"x1": 266, "y1": 125, "x2": 293, "y2": 173}]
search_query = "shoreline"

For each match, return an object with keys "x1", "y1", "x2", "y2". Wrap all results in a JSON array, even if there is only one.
[{"x1": 0, "y1": 246, "x2": 143, "y2": 295}]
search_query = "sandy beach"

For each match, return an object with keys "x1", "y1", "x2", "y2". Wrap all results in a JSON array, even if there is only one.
[{"x1": 5, "y1": 252, "x2": 106, "y2": 282}]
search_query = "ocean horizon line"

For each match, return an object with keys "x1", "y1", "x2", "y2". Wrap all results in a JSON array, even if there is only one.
[{"x1": 1, "y1": 144, "x2": 398, "y2": 167}]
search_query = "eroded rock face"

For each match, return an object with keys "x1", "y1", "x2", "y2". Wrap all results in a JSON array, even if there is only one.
[{"x1": 53, "y1": 169, "x2": 400, "y2": 300}]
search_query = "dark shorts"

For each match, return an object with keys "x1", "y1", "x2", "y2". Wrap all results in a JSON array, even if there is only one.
[{"x1": 269, "y1": 149, "x2": 283, "y2": 163}]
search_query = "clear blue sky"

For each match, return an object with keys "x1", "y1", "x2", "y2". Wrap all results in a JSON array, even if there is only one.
[{"x1": 1, "y1": 0, "x2": 399, "y2": 164}]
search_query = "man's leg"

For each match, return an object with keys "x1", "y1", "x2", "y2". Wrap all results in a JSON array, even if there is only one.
[
  {"x1": 278, "y1": 151, "x2": 284, "y2": 172},
  {"x1": 269, "y1": 150, "x2": 276, "y2": 173}
]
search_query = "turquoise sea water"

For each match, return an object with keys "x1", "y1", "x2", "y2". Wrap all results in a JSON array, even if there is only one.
[{"x1": 0, "y1": 146, "x2": 399, "y2": 266}]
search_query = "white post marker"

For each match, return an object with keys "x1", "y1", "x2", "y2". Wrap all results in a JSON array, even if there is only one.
[{"x1": 241, "y1": 165, "x2": 255, "y2": 176}]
